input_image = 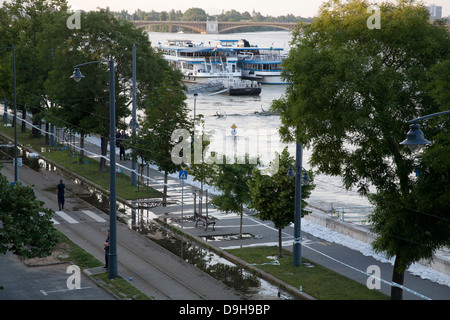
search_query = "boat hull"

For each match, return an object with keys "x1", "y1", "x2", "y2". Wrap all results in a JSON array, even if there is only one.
[{"x1": 229, "y1": 87, "x2": 261, "y2": 96}]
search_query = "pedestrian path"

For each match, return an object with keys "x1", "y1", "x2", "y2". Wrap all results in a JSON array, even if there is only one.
[{"x1": 51, "y1": 210, "x2": 107, "y2": 225}]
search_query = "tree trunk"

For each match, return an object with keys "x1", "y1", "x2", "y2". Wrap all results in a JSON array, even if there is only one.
[
  {"x1": 21, "y1": 106, "x2": 26, "y2": 133},
  {"x1": 100, "y1": 135, "x2": 108, "y2": 172},
  {"x1": 45, "y1": 123, "x2": 49, "y2": 144},
  {"x1": 278, "y1": 227, "x2": 282, "y2": 258},
  {"x1": 163, "y1": 171, "x2": 168, "y2": 207},
  {"x1": 79, "y1": 134, "x2": 85, "y2": 164},
  {"x1": 239, "y1": 204, "x2": 243, "y2": 239},
  {"x1": 32, "y1": 109, "x2": 40, "y2": 139},
  {"x1": 391, "y1": 254, "x2": 405, "y2": 300}
]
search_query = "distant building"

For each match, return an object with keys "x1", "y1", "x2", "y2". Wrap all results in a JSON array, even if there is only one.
[{"x1": 426, "y1": 4, "x2": 442, "y2": 19}]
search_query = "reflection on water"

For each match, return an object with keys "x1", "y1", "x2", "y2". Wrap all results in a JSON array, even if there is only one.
[{"x1": 133, "y1": 218, "x2": 297, "y2": 300}]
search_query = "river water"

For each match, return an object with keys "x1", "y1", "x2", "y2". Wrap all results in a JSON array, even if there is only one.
[{"x1": 146, "y1": 31, "x2": 374, "y2": 225}]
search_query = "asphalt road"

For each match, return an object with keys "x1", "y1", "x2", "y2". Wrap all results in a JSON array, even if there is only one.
[{"x1": 0, "y1": 251, "x2": 114, "y2": 300}]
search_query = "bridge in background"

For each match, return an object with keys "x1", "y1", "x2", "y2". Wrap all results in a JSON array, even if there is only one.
[{"x1": 132, "y1": 20, "x2": 299, "y2": 34}]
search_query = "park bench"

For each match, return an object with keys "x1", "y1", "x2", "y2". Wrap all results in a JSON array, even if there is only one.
[{"x1": 194, "y1": 213, "x2": 216, "y2": 231}]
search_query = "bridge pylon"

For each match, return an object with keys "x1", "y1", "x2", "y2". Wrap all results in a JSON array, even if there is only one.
[{"x1": 206, "y1": 20, "x2": 219, "y2": 34}]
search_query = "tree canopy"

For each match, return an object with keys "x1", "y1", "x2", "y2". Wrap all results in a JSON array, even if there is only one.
[
  {"x1": 210, "y1": 154, "x2": 260, "y2": 238},
  {"x1": 248, "y1": 147, "x2": 314, "y2": 256},
  {"x1": 0, "y1": 173, "x2": 58, "y2": 259}
]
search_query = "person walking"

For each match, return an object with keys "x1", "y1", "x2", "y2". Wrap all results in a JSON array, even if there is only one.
[
  {"x1": 57, "y1": 179, "x2": 65, "y2": 211},
  {"x1": 104, "y1": 230, "x2": 110, "y2": 270},
  {"x1": 119, "y1": 130, "x2": 127, "y2": 161}
]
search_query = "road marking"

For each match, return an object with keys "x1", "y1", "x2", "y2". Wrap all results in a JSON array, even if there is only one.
[
  {"x1": 55, "y1": 211, "x2": 78, "y2": 224},
  {"x1": 40, "y1": 287, "x2": 91, "y2": 296},
  {"x1": 82, "y1": 210, "x2": 106, "y2": 223},
  {"x1": 41, "y1": 212, "x2": 60, "y2": 224}
]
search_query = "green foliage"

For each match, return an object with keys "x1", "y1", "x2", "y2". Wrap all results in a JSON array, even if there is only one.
[
  {"x1": 210, "y1": 154, "x2": 260, "y2": 237},
  {"x1": 427, "y1": 59, "x2": 450, "y2": 109},
  {"x1": 182, "y1": 8, "x2": 208, "y2": 21},
  {"x1": 247, "y1": 148, "x2": 315, "y2": 256},
  {"x1": 132, "y1": 69, "x2": 191, "y2": 202},
  {"x1": 0, "y1": 173, "x2": 58, "y2": 259},
  {"x1": 136, "y1": 70, "x2": 190, "y2": 173},
  {"x1": 369, "y1": 128, "x2": 450, "y2": 271},
  {"x1": 210, "y1": 154, "x2": 259, "y2": 213},
  {"x1": 0, "y1": 0, "x2": 69, "y2": 137},
  {"x1": 272, "y1": 0, "x2": 450, "y2": 298},
  {"x1": 248, "y1": 147, "x2": 314, "y2": 229}
]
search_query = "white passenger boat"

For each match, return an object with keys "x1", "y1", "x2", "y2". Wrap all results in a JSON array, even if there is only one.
[
  {"x1": 158, "y1": 40, "x2": 241, "y2": 81},
  {"x1": 236, "y1": 47, "x2": 288, "y2": 84},
  {"x1": 158, "y1": 39, "x2": 288, "y2": 84},
  {"x1": 230, "y1": 39, "x2": 288, "y2": 84}
]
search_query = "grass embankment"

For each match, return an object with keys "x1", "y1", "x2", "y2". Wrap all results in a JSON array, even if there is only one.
[
  {"x1": 0, "y1": 124, "x2": 162, "y2": 200},
  {"x1": 227, "y1": 246, "x2": 389, "y2": 300}
]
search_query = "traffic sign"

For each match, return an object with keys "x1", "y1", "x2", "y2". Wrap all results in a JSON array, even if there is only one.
[
  {"x1": 231, "y1": 123, "x2": 237, "y2": 136},
  {"x1": 179, "y1": 170, "x2": 188, "y2": 180}
]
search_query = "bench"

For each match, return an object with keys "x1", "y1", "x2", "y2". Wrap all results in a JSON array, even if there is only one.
[{"x1": 194, "y1": 213, "x2": 216, "y2": 231}]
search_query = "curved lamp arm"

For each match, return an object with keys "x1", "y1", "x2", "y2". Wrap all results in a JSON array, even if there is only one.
[{"x1": 400, "y1": 110, "x2": 450, "y2": 153}]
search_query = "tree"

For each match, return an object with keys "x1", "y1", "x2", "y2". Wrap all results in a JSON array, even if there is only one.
[
  {"x1": 182, "y1": 8, "x2": 207, "y2": 21},
  {"x1": 248, "y1": 148, "x2": 314, "y2": 257},
  {"x1": 187, "y1": 115, "x2": 214, "y2": 214},
  {"x1": 210, "y1": 154, "x2": 260, "y2": 239},
  {"x1": 271, "y1": 0, "x2": 450, "y2": 299},
  {"x1": 45, "y1": 10, "x2": 170, "y2": 172},
  {"x1": 0, "y1": 0, "x2": 68, "y2": 138},
  {"x1": 134, "y1": 70, "x2": 191, "y2": 205},
  {"x1": 0, "y1": 172, "x2": 58, "y2": 259}
]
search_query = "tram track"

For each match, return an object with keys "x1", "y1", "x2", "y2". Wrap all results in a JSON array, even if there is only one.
[{"x1": 56, "y1": 218, "x2": 207, "y2": 300}]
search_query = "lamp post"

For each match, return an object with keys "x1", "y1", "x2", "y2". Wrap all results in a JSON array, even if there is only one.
[
  {"x1": 400, "y1": 110, "x2": 450, "y2": 152},
  {"x1": 287, "y1": 142, "x2": 310, "y2": 266},
  {"x1": 71, "y1": 57, "x2": 118, "y2": 279}
]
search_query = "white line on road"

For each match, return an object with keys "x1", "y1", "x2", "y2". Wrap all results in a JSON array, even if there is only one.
[
  {"x1": 82, "y1": 210, "x2": 107, "y2": 223},
  {"x1": 55, "y1": 211, "x2": 78, "y2": 224},
  {"x1": 40, "y1": 287, "x2": 91, "y2": 296}
]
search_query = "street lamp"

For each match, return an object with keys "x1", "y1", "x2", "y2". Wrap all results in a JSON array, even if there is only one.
[
  {"x1": 400, "y1": 110, "x2": 450, "y2": 153},
  {"x1": 400, "y1": 123, "x2": 431, "y2": 153},
  {"x1": 1, "y1": 44, "x2": 18, "y2": 183},
  {"x1": 70, "y1": 67, "x2": 84, "y2": 82},
  {"x1": 287, "y1": 142, "x2": 311, "y2": 266},
  {"x1": 71, "y1": 56, "x2": 118, "y2": 279}
]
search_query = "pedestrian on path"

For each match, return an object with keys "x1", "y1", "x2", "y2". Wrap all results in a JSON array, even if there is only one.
[
  {"x1": 118, "y1": 130, "x2": 128, "y2": 161},
  {"x1": 104, "y1": 230, "x2": 110, "y2": 270},
  {"x1": 57, "y1": 179, "x2": 65, "y2": 210}
]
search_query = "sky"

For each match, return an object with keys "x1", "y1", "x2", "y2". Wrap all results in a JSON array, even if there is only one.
[{"x1": 66, "y1": 0, "x2": 449, "y2": 18}]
